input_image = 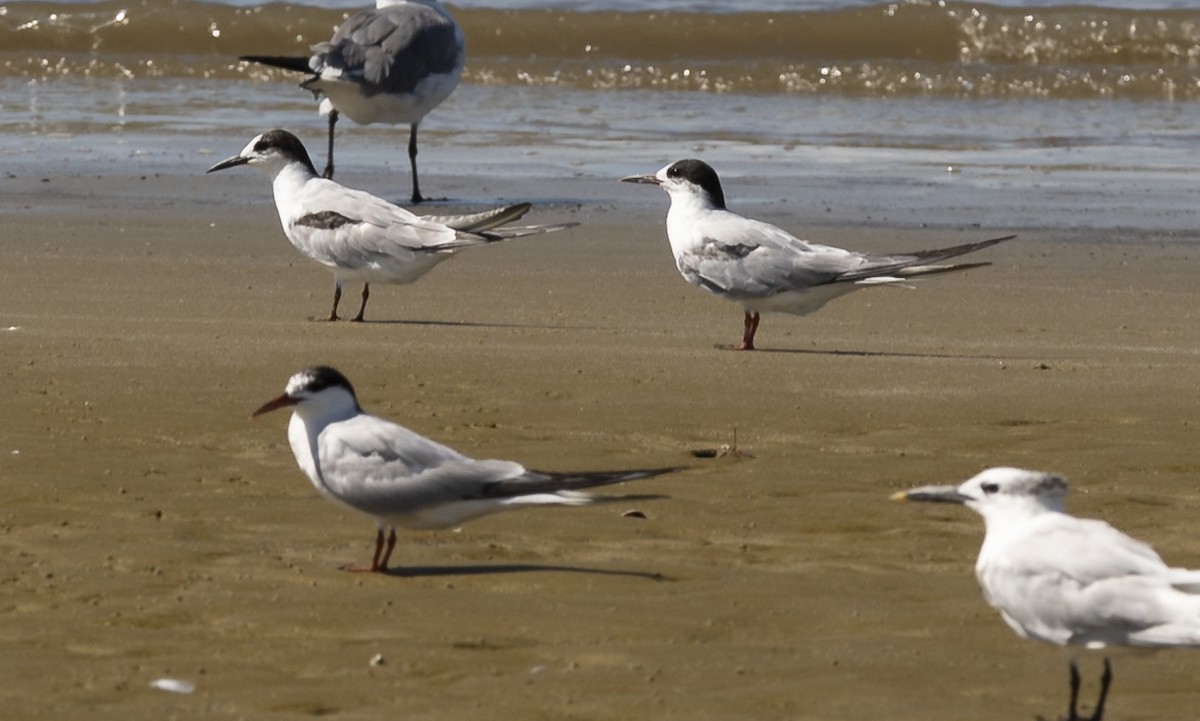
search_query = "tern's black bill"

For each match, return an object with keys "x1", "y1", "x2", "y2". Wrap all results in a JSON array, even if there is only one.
[
  {"x1": 207, "y1": 155, "x2": 251, "y2": 173},
  {"x1": 619, "y1": 174, "x2": 660, "y2": 185}
]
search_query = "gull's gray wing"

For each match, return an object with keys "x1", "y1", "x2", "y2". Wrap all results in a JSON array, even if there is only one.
[
  {"x1": 311, "y1": 3, "x2": 463, "y2": 96},
  {"x1": 977, "y1": 515, "x2": 1200, "y2": 646}
]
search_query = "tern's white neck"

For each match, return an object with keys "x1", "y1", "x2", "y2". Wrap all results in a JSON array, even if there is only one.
[
  {"x1": 285, "y1": 389, "x2": 360, "y2": 496},
  {"x1": 665, "y1": 189, "x2": 726, "y2": 254},
  {"x1": 269, "y1": 160, "x2": 320, "y2": 226}
]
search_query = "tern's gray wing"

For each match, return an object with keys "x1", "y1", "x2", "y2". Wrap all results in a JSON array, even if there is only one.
[
  {"x1": 311, "y1": 4, "x2": 462, "y2": 96},
  {"x1": 288, "y1": 179, "x2": 492, "y2": 264},
  {"x1": 316, "y1": 414, "x2": 528, "y2": 513},
  {"x1": 679, "y1": 216, "x2": 871, "y2": 299}
]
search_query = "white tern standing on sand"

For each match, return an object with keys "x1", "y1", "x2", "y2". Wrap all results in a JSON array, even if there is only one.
[
  {"x1": 240, "y1": 0, "x2": 464, "y2": 203},
  {"x1": 252, "y1": 366, "x2": 678, "y2": 573},
  {"x1": 621, "y1": 159, "x2": 1013, "y2": 350},
  {"x1": 207, "y1": 129, "x2": 574, "y2": 322},
  {"x1": 895, "y1": 466, "x2": 1200, "y2": 721}
]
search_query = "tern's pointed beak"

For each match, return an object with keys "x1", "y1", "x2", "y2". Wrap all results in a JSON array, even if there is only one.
[
  {"x1": 891, "y1": 485, "x2": 971, "y2": 504},
  {"x1": 619, "y1": 174, "x2": 660, "y2": 186},
  {"x1": 252, "y1": 393, "x2": 299, "y2": 418},
  {"x1": 207, "y1": 155, "x2": 251, "y2": 174}
]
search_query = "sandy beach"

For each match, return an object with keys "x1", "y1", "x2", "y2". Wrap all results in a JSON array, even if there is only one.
[{"x1": 5, "y1": 163, "x2": 1200, "y2": 721}]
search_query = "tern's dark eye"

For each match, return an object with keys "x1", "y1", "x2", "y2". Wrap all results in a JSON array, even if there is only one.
[
  {"x1": 253, "y1": 140, "x2": 269, "y2": 152},
  {"x1": 981, "y1": 482, "x2": 1000, "y2": 494}
]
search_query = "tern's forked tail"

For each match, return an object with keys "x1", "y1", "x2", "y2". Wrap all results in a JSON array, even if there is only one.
[
  {"x1": 480, "y1": 466, "x2": 682, "y2": 498},
  {"x1": 901, "y1": 234, "x2": 1016, "y2": 264},
  {"x1": 425, "y1": 203, "x2": 533, "y2": 233},
  {"x1": 478, "y1": 222, "x2": 581, "y2": 242}
]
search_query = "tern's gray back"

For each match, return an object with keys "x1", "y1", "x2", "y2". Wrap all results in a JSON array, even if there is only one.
[{"x1": 312, "y1": 4, "x2": 463, "y2": 96}]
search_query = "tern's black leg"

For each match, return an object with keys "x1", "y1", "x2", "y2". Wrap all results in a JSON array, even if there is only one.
[
  {"x1": 1089, "y1": 658, "x2": 1113, "y2": 721},
  {"x1": 323, "y1": 109, "x2": 339, "y2": 179},
  {"x1": 1066, "y1": 659, "x2": 1082, "y2": 721},
  {"x1": 351, "y1": 283, "x2": 369, "y2": 322},
  {"x1": 408, "y1": 123, "x2": 425, "y2": 204},
  {"x1": 327, "y1": 281, "x2": 343, "y2": 322}
]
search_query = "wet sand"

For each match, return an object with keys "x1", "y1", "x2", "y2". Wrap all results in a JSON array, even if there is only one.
[{"x1": 5, "y1": 167, "x2": 1200, "y2": 720}]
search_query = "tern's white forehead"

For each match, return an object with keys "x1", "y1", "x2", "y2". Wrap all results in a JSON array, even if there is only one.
[
  {"x1": 240, "y1": 133, "x2": 266, "y2": 157},
  {"x1": 284, "y1": 368, "x2": 318, "y2": 396}
]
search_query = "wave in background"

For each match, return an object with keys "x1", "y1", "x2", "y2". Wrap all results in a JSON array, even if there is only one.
[{"x1": 1, "y1": 1, "x2": 1198, "y2": 100}]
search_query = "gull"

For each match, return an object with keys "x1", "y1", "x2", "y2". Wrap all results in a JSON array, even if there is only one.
[
  {"x1": 241, "y1": 0, "x2": 464, "y2": 203},
  {"x1": 620, "y1": 159, "x2": 1014, "y2": 350},
  {"x1": 207, "y1": 129, "x2": 575, "y2": 322},
  {"x1": 252, "y1": 366, "x2": 679, "y2": 572},
  {"x1": 895, "y1": 467, "x2": 1200, "y2": 721}
]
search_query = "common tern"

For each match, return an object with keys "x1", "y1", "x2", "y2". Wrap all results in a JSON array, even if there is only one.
[
  {"x1": 621, "y1": 159, "x2": 1014, "y2": 350},
  {"x1": 207, "y1": 129, "x2": 575, "y2": 322},
  {"x1": 252, "y1": 366, "x2": 679, "y2": 573},
  {"x1": 241, "y1": 0, "x2": 464, "y2": 203},
  {"x1": 895, "y1": 467, "x2": 1200, "y2": 720}
]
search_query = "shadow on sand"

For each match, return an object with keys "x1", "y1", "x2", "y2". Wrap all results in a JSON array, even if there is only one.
[{"x1": 370, "y1": 563, "x2": 673, "y2": 581}]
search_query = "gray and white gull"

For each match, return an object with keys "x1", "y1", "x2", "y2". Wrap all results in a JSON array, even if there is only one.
[
  {"x1": 241, "y1": 0, "x2": 464, "y2": 203},
  {"x1": 896, "y1": 467, "x2": 1200, "y2": 721}
]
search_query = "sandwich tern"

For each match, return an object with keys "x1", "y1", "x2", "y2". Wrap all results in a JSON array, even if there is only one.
[
  {"x1": 241, "y1": 0, "x2": 464, "y2": 203},
  {"x1": 621, "y1": 159, "x2": 1013, "y2": 350},
  {"x1": 895, "y1": 466, "x2": 1200, "y2": 720},
  {"x1": 252, "y1": 366, "x2": 679, "y2": 572},
  {"x1": 207, "y1": 129, "x2": 575, "y2": 322}
]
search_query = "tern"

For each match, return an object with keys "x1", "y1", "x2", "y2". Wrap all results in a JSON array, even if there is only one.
[
  {"x1": 241, "y1": 0, "x2": 464, "y2": 203},
  {"x1": 207, "y1": 129, "x2": 575, "y2": 322},
  {"x1": 621, "y1": 159, "x2": 1013, "y2": 350},
  {"x1": 895, "y1": 467, "x2": 1200, "y2": 721},
  {"x1": 252, "y1": 366, "x2": 679, "y2": 572}
]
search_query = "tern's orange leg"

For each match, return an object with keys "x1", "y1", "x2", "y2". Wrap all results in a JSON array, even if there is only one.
[
  {"x1": 346, "y1": 529, "x2": 388, "y2": 573},
  {"x1": 718, "y1": 311, "x2": 760, "y2": 351},
  {"x1": 378, "y1": 529, "x2": 398, "y2": 570}
]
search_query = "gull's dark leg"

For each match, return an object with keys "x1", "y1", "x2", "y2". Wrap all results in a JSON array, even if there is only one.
[
  {"x1": 323, "y1": 109, "x2": 339, "y2": 179},
  {"x1": 327, "y1": 280, "x2": 343, "y2": 322},
  {"x1": 378, "y1": 529, "x2": 398, "y2": 571},
  {"x1": 350, "y1": 283, "x2": 370, "y2": 322},
  {"x1": 1066, "y1": 659, "x2": 1082, "y2": 721},
  {"x1": 1088, "y1": 658, "x2": 1113, "y2": 721},
  {"x1": 408, "y1": 123, "x2": 425, "y2": 204}
]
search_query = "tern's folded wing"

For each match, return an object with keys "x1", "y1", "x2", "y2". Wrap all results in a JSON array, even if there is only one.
[
  {"x1": 679, "y1": 226, "x2": 871, "y2": 298},
  {"x1": 315, "y1": 416, "x2": 529, "y2": 510}
]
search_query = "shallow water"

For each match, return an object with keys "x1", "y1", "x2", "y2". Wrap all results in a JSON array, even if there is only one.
[{"x1": 2, "y1": 1, "x2": 1199, "y2": 234}]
